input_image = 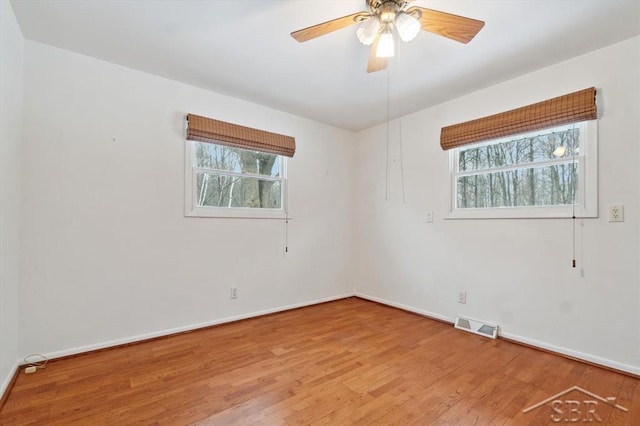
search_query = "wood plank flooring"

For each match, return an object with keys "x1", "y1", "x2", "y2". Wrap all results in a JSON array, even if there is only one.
[{"x1": 1, "y1": 297, "x2": 638, "y2": 425}]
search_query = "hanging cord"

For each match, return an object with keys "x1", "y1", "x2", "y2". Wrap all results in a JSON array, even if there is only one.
[
  {"x1": 384, "y1": 47, "x2": 406, "y2": 203},
  {"x1": 284, "y1": 174, "x2": 290, "y2": 255},
  {"x1": 398, "y1": 118, "x2": 406, "y2": 203},
  {"x1": 396, "y1": 47, "x2": 406, "y2": 204},
  {"x1": 579, "y1": 220, "x2": 585, "y2": 277},
  {"x1": 385, "y1": 66, "x2": 391, "y2": 202},
  {"x1": 285, "y1": 218, "x2": 289, "y2": 254},
  {"x1": 572, "y1": 210, "x2": 576, "y2": 268},
  {"x1": 571, "y1": 125, "x2": 576, "y2": 268}
]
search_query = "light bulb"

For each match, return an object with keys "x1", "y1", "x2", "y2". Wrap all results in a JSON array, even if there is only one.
[
  {"x1": 356, "y1": 16, "x2": 381, "y2": 46},
  {"x1": 552, "y1": 146, "x2": 567, "y2": 157},
  {"x1": 395, "y1": 12, "x2": 420, "y2": 42},
  {"x1": 376, "y1": 28, "x2": 395, "y2": 58}
]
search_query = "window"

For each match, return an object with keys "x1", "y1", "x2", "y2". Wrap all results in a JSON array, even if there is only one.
[
  {"x1": 448, "y1": 121, "x2": 598, "y2": 219},
  {"x1": 184, "y1": 113, "x2": 295, "y2": 218},
  {"x1": 185, "y1": 141, "x2": 287, "y2": 218}
]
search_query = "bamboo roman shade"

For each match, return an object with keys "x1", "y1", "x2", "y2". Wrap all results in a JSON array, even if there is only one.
[
  {"x1": 186, "y1": 114, "x2": 296, "y2": 157},
  {"x1": 440, "y1": 87, "x2": 597, "y2": 150}
]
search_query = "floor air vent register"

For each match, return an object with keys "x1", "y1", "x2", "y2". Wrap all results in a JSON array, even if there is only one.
[{"x1": 454, "y1": 316, "x2": 498, "y2": 339}]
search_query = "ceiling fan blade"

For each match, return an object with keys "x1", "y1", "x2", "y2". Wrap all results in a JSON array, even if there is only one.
[
  {"x1": 367, "y1": 34, "x2": 388, "y2": 73},
  {"x1": 407, "y1": 7, "x2": 485, "y2": 44},
  {"x1": 291, "y1": 12, "x2": 365, "y2": 42}
]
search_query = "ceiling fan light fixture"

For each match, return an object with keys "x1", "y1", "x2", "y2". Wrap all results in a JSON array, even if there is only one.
[
  {"x1": 379, "y1": 0, "x2": 397, "y2": 23},
  {"x1": 356, "y1": 16, "x2": 381, "y2": 46},
  {"x1": 376, "y1": 26, "x2": 395, "y2": 58},
  {"x1": 395, "y1": 12, "x2": 421, "y2": 42},
  {"x1": 290, "y1": 0, "x2": 485, "y2": 73}
]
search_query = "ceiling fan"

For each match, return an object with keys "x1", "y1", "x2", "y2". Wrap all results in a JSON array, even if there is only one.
[{"x1": 291, "y1": 0, "x2": 485, "y2": 73}]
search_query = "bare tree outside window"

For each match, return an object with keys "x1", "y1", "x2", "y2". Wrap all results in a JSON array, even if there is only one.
[
  {"x1": 193, "y1": 142, "x2": 283, "y2": 209},
  {"x1": 455, "y1": 127, "x2": 579, "y2": 209}
]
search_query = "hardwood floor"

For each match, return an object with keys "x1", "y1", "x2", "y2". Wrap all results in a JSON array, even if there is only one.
[{"x1": 1, "y1": 297, "x2": 638, "y2": 425}]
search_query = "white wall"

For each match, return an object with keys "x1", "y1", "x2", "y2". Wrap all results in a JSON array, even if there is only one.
[
  {"x1": 19, "y1": 41, "x2": 355, "y2": 357},
  {"x1": 10, "y1": 26, "x2": 638, "y2": 378},
  {"x1": 354, "y1": 36, "x2": 640, "y2": 374},
  {"x1": 0, "y1": 1, "x2": 24, "y2": 396}
]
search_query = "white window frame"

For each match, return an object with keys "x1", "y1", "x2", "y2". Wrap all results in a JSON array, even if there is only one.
[
  {"x1": 184, "y1": 140, "x2": 288, "y2": 219},
  {"x1": 446, "y1": 121, "x2": 598, "y2": 219}
]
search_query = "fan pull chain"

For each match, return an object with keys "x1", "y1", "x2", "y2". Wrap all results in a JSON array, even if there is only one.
[
  {"x1": 397, "y1": 46, "x2": 406, "y2": 204},
  {"x1": 384, "y1": 50, "x2": 407, "y2": 203},
  {"x1": 399, "y1": 119, "x2": 406, "y2": 204},
  {"x1": 385, "y1": 65, "x2": 391, "y2": 202}
]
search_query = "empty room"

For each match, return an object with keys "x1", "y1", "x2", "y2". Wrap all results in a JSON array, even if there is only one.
[{"x1": 1, "y1": 0, "x2": 639, "y2": 424}]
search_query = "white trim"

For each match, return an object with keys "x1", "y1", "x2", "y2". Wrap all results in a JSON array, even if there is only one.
[
  {"x1": 354, "y1": 292, "x2": 640, "y2": 376},
  {"x1": 446, "y1": 120, "x2": 598, "y2": 219},
  {"x1": 445, "y1": 205, "x2": 597, "y2": 220},
  {"x1": 16, "y1": 293, "x2": 639, "y2": 380},
  {"x1": 500, "y1": 331, "x2": 640, "y2": 376},
  {"x1": 38, "y1": 293, "x2": 355, "y2": 361},
  {"x1": 193, "y1": 167, "x2": 282, "y2": 182},
  {"x1": 455, "y1": 156, "x2": 577, "y2": 178},
  {"x1": 185, "y1": 206, "x2": 290, "y2": 220},
  {"x1": 0, "y1": 359, "x2": 20, "y2": 401},
  {"x1": 355, "y1": 292, "x2": 454, "y2": 324}
]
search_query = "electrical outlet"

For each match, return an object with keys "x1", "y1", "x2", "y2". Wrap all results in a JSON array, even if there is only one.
[
  {"x1": 608, "y1": 205, "x2": 624, "y2": 222},
  {"x1": 230, "y1": 287, "x2": 238, "y2": 299},
  {"x1": 426, "y1": 211, "x2": 434, "y2": 223},
  {"x1": 457, "y1": 291, "x2": 467, "y2": 304}
]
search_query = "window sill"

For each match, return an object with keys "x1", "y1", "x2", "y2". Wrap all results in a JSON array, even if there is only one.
[
  {"x1": 445, "y1": 206, "x2": 598, "y2": 220},
  {"x1": 185, "y1": 206, "x2": 289, "y2": 219}
]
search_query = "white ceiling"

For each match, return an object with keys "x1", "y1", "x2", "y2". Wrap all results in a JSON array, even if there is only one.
[{"x1": 10, "y1": 0, "x2": 640, "y2": 131}]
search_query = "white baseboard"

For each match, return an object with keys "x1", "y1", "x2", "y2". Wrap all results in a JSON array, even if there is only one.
[
  {"x1": 41, "y1": 293, "x2": 355, "y2": 361},
  {"x1": 0, "y1": 360, "x2": 21, "y2": 401},
  {"x1": 355, "y1": 292, "x2": 455, "y2": 324},
  {"x1": 499, "y1": 331, "x2": 640, "y2": 376},
  {"x1": 355, "y1": 292, "x2": 640, "y2": 377},
  {"x1": 24, "y1": 292, "x2": 640, "y2": 378}
]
